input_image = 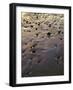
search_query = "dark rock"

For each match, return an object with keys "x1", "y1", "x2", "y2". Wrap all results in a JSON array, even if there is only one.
[{"x1": 47, "y1": 32, "x2": 51, "y2": 37}]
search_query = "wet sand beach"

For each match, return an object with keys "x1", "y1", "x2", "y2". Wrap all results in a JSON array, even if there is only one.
[{"x1": 21, "y1": 13, "x2": 64, "y2": 77}]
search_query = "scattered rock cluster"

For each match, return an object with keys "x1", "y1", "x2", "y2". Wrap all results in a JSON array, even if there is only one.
[{"x1": 21, "y1": 12, "x2": 64, "y2": 77}]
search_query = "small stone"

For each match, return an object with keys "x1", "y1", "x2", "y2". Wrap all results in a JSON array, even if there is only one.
[
  {"x1": 32, "y1": 50, "x2": 36, "y2": 53},
  {"x1": 22, "y1": 49, "x2": 25, "y2": 53},
  {"x1": 36, "y1": 33, "x2": 39, "y2": 37},
  {"x1": 60, "y1": 38, "x2": 62, "y2": 40},
  {"x1": 26, "y1": 21, "x2": 28, "y2": 23},
  {"x1": 47, "y1": 32, "x2": 51, "y2": 37},
  {"x1": 38, "y1": 23, "x2": 40, "y2": 26},
  {"x1": 62, "y1": 32, "x2": 64, "y2": 34},
  {"x1": 31, "y1": 25, "x2": 33, "y2": 28},
  {"x1": 35, "y1": 28, "x2": 38, "y2": 30},
  {"x1": 58, "y1": 31, "x2": 61, "y2": 34},
  {"x1": 48, "y1": 24, "x2": 51, "y2": 27}
]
